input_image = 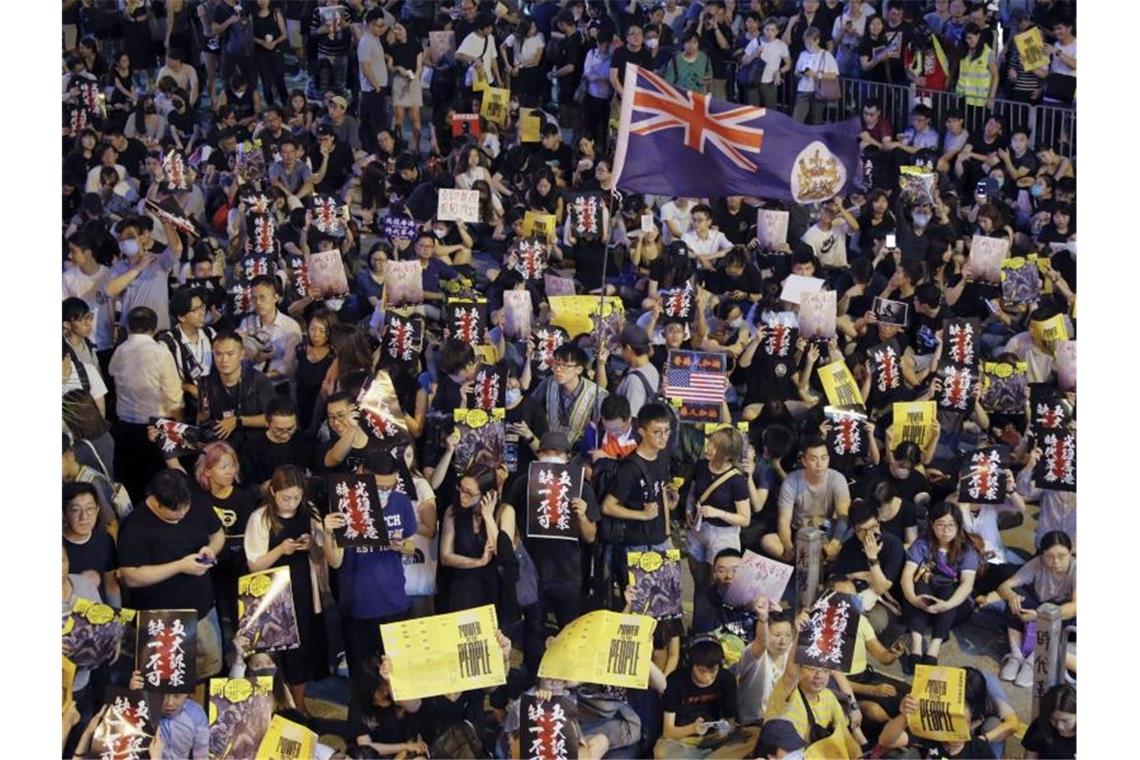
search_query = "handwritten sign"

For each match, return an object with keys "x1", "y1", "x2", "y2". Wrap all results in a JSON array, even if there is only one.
[
  {"x1": 968, "y1": 235, "x2": 1009, "y2": 285},
  {"x1": 724, "y1": 551, "x2": 794, "y2": 607},
  {"x1": 380, "y1": 604, "x2": 506, "y2": 700},
  {"x1": 503, "y1": 289, "x2": 533, "y2": 340},
  {"x1": 437, "y1": 188, "x2": 481, "y2": 223},
  {"x1": 907, "y1": 665, "x2": 969, "y2": 742},
  {"x1": 799, "y1": 290, "x2": 837, "y2": 340},
  {"x1": 428, "y1": 30, "x2": 456, "y2": 66},
  {"x1": 384, "y1": 260, "x2": 424, "y2": 307},
  {"x1": 756, "y1": 209, "x2": 789, "y2": 248},
  {"x1": 549, "y1": 295, "x2": 623, "y2": 338},
  {"x1": 538, "y1": 610, "x2": 656, "y2": 689}
]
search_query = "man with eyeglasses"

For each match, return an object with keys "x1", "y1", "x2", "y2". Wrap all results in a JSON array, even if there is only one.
[
  {"x1": 63, "y1": 297, "x2": 108, "y2": 416},
  {"x1": 63, "y1": 482, "x2": 121, "y2": 607},
  {"x1": 157, "y1": 287, "x2": 215, "y2": 422},
  {"x1": 240, "y1": 397, "x2": 316, "y2": 488},
  {"x1": 526, "y1": 343, "x2": 607, "y2": 456},
  {"x1": 321, "y1": 391, "x2": 390, "y2": 473},
  {"x1": 831, "y1": 499, "x2": 906, "y2": 618},
  {"x1": 117, "y1": 469, "x2": 227, "y2": 683}
]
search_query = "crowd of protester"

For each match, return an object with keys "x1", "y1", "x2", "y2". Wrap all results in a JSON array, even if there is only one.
[{"x1": 61, "y1": 0, "x2": 1077, "y2": 757}]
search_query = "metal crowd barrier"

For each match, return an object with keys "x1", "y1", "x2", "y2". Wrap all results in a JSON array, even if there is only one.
[{"x1": 726, "y1": 64, "x2": 1075, "y2": 161}]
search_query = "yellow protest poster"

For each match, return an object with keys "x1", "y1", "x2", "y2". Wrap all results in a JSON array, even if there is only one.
[
  {"x1": 1030, "y1": 314, "x2": 1069, "y2": 356},
  {"x1": 907, "y1": 665, "x2": 970, "y2": 742},
  {"x1": 62, "y1": 656, "x2": 76, "y2": 707},
  {"x1": 519, "y1": 108, "x2": 542, "y2": 143},
  {"x1": 522, "y1": 210, "x2": 557, "y2": 239},
  {"x1": 471, "y1": 64, "x2": 489, "y2": 93},
  {"x1": 549, "y1": 295, "x2": 624, "y2": 338},
  {"x1": 256, "y1": 715, "x2": 317, "y2": 760},
  {"x1": 538, "y1": 610, "x2": 656, "y2": 689},
  {"x1": 381, "y1": 604, "x2": 506, "y2": 700},
  {"x1": 480, "y1": 86, "x2": 510, "y2": 125},
  {"x1": 893, "y1": 401, "x2": 937, "y2": 448},
  {"x1": 473, "y1": 344, "x2": 499, "y2": 364},
  {"x1": 702, "y1": 421, "x2": 749, "y2": 435},
  {"x1": 1014, "y1": 28, "x2": 1049, "y2": 71},
  {"x1": 817, "y1": 360, "x2": 865, "y2": 409}
]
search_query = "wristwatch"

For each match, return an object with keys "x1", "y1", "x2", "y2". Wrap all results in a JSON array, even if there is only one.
[{"x1": 868, "y1": 557, "x2": 880, "y2": 567}]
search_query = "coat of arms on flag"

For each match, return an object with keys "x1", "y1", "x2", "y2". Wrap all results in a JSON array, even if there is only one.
[{"x1": 664, "y1": 350, "x2": 727, "y2": 423}]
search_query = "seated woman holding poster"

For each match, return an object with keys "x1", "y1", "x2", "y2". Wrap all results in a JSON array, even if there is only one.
[
  {"x1": 899, "y1": 502, "x2": 979, "y2": 673},
  {"x1": 876, "y1": 666, "x2": 997, "y2": 758}
]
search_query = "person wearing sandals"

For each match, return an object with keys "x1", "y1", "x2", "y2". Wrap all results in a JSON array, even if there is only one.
[{"x1": 994, "y1": 530, "x2": 1076, "y2": 689}]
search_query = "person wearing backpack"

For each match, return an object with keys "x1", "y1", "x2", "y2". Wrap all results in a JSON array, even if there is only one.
[
  {"x1": 63, "y1": 298, "x2": 109, "y2": 418},
  {"x1": 663, "y1": 31, "x2": 713, "y2": 94},
  {"x1": 213, "y1": 0, "x2": 255, "y2": 85},
  {"x1": 156, "y1": 287, "x2": 215, "y2": 422},
  {"x1": 609, "y1": 325, "x2": 661, "y2": 417}
]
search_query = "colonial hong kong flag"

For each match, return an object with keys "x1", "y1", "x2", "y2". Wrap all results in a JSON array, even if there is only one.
[{"x1": 611, "y1": 64, "x2": 863, "y2": 202}]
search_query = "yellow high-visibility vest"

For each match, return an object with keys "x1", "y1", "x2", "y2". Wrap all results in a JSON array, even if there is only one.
[{"x1": 956, "y1": 44, "x2": 992, "y2": 106}]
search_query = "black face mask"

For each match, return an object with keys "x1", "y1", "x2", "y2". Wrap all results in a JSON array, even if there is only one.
[{"x1": 249, "y1": 667, "x2": 276, "y2": 678}]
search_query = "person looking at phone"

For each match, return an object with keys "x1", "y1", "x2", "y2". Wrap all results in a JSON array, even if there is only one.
[
  {"x1": 117, "y1": 469, "x2": 227, "y2": 682},
  {"x1": 655, "y1": 638, "x2": 743, "y2": 758},
  {"x1": 898, "y1": 501, "x2": 979, "y2": 673}
]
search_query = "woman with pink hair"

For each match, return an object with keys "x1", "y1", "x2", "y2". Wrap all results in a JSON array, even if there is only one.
[{"x1": 192, "y1": 441, "x2": 260, "y2": 637}]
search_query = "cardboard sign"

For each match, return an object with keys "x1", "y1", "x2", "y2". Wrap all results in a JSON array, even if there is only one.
[
  {"x1": 980, "y1": 360, "x2": 1028, "y2": 413},
  {"x1": 798, "y1": 290, "x2": 837, "y2": 340},
  {"x1": 1014, "y1": 27, "x2": 1049, "y2": 71},
  {"x1": 549, "y1": 295, "x2": 623, "y2": 339},
  {"x1": 538, "y1": 610, "x2": 656, "y2": 689},
  {"x1": 872, "y1": 296, "x2": 908, "y2": 327},
  {"x1": 380, "y1": 604, "x2": 507, "y2": 700},
  {"x1": 936, "y1": 364, "x2": 978, "y2": 412},
  {"x1": 451, "y1": 113, "x2": 482, "y2": 138},
  {"x1": 480, "y1": 86, "x2": 510, "y2": 125},
  {"x1": 256, "y1": 715, "x2": 317, "y2": 760},
  {"x1": 957, "y1": 446, "x2": 1009, "y2": 505},
  {"x1": 307, "y1": 249, "x2": 349, "y2": 296},
  {"x1": 907, "y1": 665, "x2": 970, "y2": 742},
  {"x1": 867, "y1": 341, "x2": 904, "y2": 397},
  {"x1": 627, "y1": 549, "x2": 683, "y2": 625},
  {"x1": 795, "y1": 591, "x2": 860, "y2": 672},
  {"x1": 1055, "y1": 341, "x2": 1076, "y2": 391},
  {"x1": 236, "y1": 567, "x2": 301, "y2": 653},
  {"x1": 521, "y1": 693, "x2": 579, "y2": 760},
  {"x1": 136, "y1": 610, "x2": 197, "y2": 693},
  {"x1": 449, "y1": 296, "x2": 488, "y2": 344},
  {"x1": 1029, "y1": 314, "x2": 1069, "y2": 356},
  {"x1": 664, "y1": 350, "x2": 728, "y2": 423},
  {"x1": 437, "y1": 188, "x2": 481, "y2": 223},
  {"x1": 91, "y1": 689, "x2": 162, "y2": 760},
  {"x1": 724, "y1": 551, "x2": 794, "y2": 607},
  {"x1": 383, "y1": 312, "x2": 425, "y2": 364},
  {"x1": 531, "y1": 326, "x2": 570, "y2": 375},
  {"x1": 207, "y1": 677, "x2": 275, "y2": 760},
  {"x1": 892, "y1": 401, "x2": 937, "y2": 448},
  {"x1": 428, "y1": 30, "x2": 456, "y2": 66},
  {"x1": 544, "y1": 273, "x2": 577, "y2": 298},
  {"x1": 818, "y1": 360, "x2": 865, "y2": 409},
  {"x1": 779, "y1": 274, "x2": 824, "y2": 305},
  {"x1": 526, "y1": 462, "x2": 584, "y2": 541},
  {"x1": 756, "y1": 208, "x2": 790, "y2": 249},
  {"x1": 62, "y1": 598, "x2": 136, "y2": 669},
  {"x1": 1034, "y1": 429, "x2": 1076, "y2": 492},
  {"x1": 968, "y1": 235, "x2": 1009, "y2": 285},
  {"x1": 1001, "y1": 257, "x2": 1042, "y2": 305},
  {"x1": 503, "y1": 289, "x2": 534, "y2": 340},
  {"x1": 523, "y1": 210, "x2": 558, "y2": 240},
  {"x1": 384, "y1": 260, "x2": 424, "y2": 307},
  {"x1": 941, "y1": 319, "x2": 981, "y2": 370},
  {"x1": 326, "y1": 474, "x2": 388, "y2": 548},
  {"x1": 519, "y1": 108, "x2": 543, "y2": 143},
  {"x1": 453, "y1": 408, "x2": 507, "y2": 472}
]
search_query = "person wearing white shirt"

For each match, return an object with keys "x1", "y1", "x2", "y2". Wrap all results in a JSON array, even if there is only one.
[
  {"x1": 742, "y1": 20, "x2": 791, "y2": 109},
  {"x1": 800, "y1": 199, "x2": 859, "y2": 269},
  {"x1": 957, "y1": 480, "x2": 1027, "y2": 596},
  {"x1": 108, "y1": 307, "x2": 185, "y2": 501},
  {"x1": 832, "y1": 0, "x2": 875, "y2": 76},
  {"x1": 792, "y1": 28, "x2": 839, "y2": 124},
  {"x1": 456, "y1": 13, "x2": 502, "y2": 88},
  {"x1": 659, "y1": 197, "x2": 696, "y2": 243},
  {"x1": 63, "y1": 298, "x2": 109, "y2": 416},
  {"x1": 239, "y1": 276, "x2": 303, "y2": 382},
  {"x1": 682, "y1": 203, "x2": 733, "y2": 270},
  {"x1": 64, "y1": 231, "x2": 114, "y2": 351}
]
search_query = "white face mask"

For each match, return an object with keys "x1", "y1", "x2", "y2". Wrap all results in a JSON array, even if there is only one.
[
  {"x1": 505, "y1": 388, "x2": 522, "y2": 406},
  {"x1": 912, "y1": 212, "x2": 931, "y2": 227},
  {"x1": 729, "y1": 317, "x2": 744, "y2": 329},
  {"x1": 645, "y1": 37, "x2": 659, "y2": 49},
  {"x1": 539, "y1": 455, "x2": 567, "y2": 464},
  {"x1": 324, "y1": 297, "x2": 345, "y2": 310},
  {"x1": 119, "y1": 238, "x2": 140, "y2": 256}
]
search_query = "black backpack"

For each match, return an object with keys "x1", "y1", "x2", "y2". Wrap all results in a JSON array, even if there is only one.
[{"x1": 225, "y1": 16, "x2": 254, "y2": 58}]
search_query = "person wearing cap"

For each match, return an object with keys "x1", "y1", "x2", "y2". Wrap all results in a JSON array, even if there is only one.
[
  {"x1": 756, "y1": 719, "x2": 807, "y2": 758},
  {"x1": 321, "y1": 449, "x2": 417, "y2": 679},
  {"x1": 604, "y1": 324, "x2": 660, "y2": 418},
  {"x1": 503, "y1": 429, "x2": 600, "y2": 683},
  {"x1": 311, "y1": 121, "x2": 354, "y2": 196},
  {"x1": 319, "y1": 94, "x2": 362, "y2": 153},
  {"x1": 456, "y1": 12, "x2": 503, "y2": 90}
]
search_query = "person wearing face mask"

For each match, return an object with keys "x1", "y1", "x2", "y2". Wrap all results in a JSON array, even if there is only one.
[
  {"x1": 104, "y1": 215, "x2": 185, "y2": 335},
  {"x1": 503, "y1": 431, "x2": 600, "y2": 685}
]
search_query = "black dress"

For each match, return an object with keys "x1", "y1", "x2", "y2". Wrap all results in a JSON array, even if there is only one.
[
  {"x1": 443, "y1": 506, "x2": 497, "y2": 614},
  {"x1": 295, "y1": 345, "x2": 333, "y2": 432},
  {"x1": 265, "y1": 508, "x2": 326, "y2": 685}
]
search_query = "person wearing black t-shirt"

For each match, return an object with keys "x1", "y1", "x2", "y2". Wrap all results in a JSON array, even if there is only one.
[
  {"x1": 831, "y1": 500, "x2": 906, "y2": 602},
  {"x1": 1021, "y1": 684, "x2": 1076, "y2": 759},
  {"x1": 63, "y1": 482, "x2": 120, "y2": 606},
  {"x1": 656, "y1": 639, "x2": 742, "y2": 757},
  {"x1": 240, "y1": 398, "x2": 316, "y2": 488},
  {"x1": 199, "y1": 331, "x2": 277, "y2": 452},
  {"x1": 320, "y1": 392, "x2": 394, "y2": 475},
  {"x1": 117, "y1": 470, "x2": 226, "y2": 681},
  {"x1": 711, "y1": 197, "x2": 753, "y2": 246},
  {"x1": 312, "y1": 123, "x2": 354, "y2": 196},
  {"x1": 610, "y1": 24, "x2": 654, "y2": 100}
]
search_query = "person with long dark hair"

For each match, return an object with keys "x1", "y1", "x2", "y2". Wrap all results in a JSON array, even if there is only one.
[{"x1": 1022, "y1": 684, "x2": 1076, "y2": 759}]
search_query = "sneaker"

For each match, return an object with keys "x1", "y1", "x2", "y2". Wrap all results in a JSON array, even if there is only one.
[
  {"x1": 900, "y1": 653, "x2": 915, "y2": 676},
  {"x1": 1000, "y1": 653, "x2": 1023, "y2": 681},
  {"x1": 1015, "y1": 655, "x2": 1036, "y2": 688}
]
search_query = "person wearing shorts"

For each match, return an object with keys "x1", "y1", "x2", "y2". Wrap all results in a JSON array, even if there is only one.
[{"x1": 684, "y1": 426, "x2": 751, "y2": 592}]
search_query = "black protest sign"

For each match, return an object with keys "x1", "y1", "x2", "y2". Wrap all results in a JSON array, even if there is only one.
[
  {"x1": 531, "y1": 327, "x2": 570, "y2": 375},
  {"x1": 450, "y1": 297, "x2": 488, "y2": 345},
  {"x1": 472, "y1": 363, "x2": 507, "y2": 412},
  {"x1": 660, "y1": 284, "x2": 695, "y2": 323},
  {"x1": 795, "y1": 591, "x2": 860, "y2": 673},
  {"x1": 957, "y1": 446, "x2": 1009, "y2": 505},
  {"x1": 1029, "y1": 386, "x2": 1073, "y2": 441},
  {"x1": 569, "y1": 192, "x2": 604, "y2": 242},
  {"x1": 326, "y1": 474, "x2": 388, "y2": 548},
  {"x1": 1034, "y1": 430, "x2": 1076, "y2": 492},
  {"x1": 936, "y1": 364, "x2": 979, "y2": 412},
  {"x1": 867, "y1": 341, "x2": 904, "y2": 397},
  {"x1": 526, "y1": 462, "x2": 583, "y2": 541},
  {"x1": 383, "y1": 312, "x2": 425, "y2": 364},
  {"x1": 825, "y1": 407, "x2": 868, "y2": 473},
  {"x1": 136, "y1": 610, "x2": 197, "y2": 693},
  {"x1": 356, "y1": 370, "x2": 412, "y2": 445},
  {"x1": 940, "y1": 319, "x2": 981, "y2": 370},
  {"x1": 521, "y1": 693, "x2": 579, "y2": 760},
  {"x1": 90, "y1": 688, "x2": 163, "y2": 760}
]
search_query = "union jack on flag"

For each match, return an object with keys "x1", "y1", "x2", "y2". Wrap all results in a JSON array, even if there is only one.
[{"x1": 628, "y1": 66, "x2": 765, "y2": 172}]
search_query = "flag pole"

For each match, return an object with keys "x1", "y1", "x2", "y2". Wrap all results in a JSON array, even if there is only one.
[{"x1": 591, "y1": 188, "x2": 621, "y2": 423}]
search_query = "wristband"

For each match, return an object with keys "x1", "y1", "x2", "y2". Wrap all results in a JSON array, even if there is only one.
[{"x1": 868, "y1": 557, "x2": 880, "y2": 567}]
